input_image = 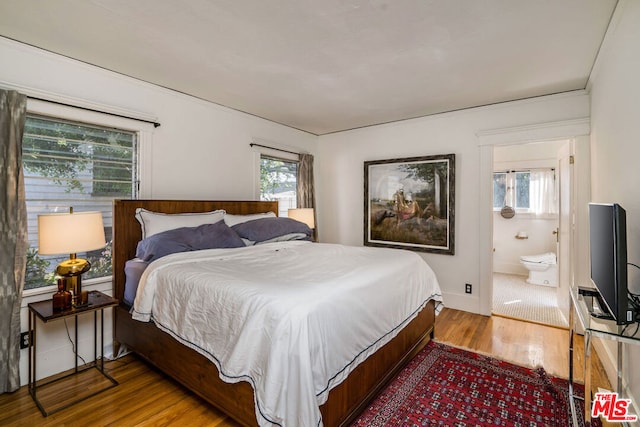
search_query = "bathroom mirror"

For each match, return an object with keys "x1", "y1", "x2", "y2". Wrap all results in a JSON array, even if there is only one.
[
  {"x1": 500, "y1": 186, "x2": 515, "y2": 218},
  {"x1": 500, "y1": 205, "x2": 515, "y2": 219}
]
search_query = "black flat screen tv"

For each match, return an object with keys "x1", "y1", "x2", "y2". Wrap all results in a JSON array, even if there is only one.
[{"x1": 589, "y1": 202, "x2": 633, "y2": 325}]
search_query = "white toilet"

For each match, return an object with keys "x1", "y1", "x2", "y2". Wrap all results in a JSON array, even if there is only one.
[{"x1": 519, "y1": 252, "x2": 558, "y2": 287}]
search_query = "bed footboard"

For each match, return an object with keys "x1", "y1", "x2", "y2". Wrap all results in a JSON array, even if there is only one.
[{"x1": 115, "y1": 300, "x2": 435, "y2": 427}]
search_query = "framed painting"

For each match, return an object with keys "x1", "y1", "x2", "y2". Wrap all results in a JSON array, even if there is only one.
[{"x1": 364, "y1": 154, "x2": 455, "y2": 254}]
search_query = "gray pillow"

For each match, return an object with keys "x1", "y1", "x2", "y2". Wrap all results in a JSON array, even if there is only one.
[
  {"x1": 136, "y1": 221, "x2": 245, "y2": 262},
  {"x1": 231, "y1": 217, "x2": 312, "y2": 243}
]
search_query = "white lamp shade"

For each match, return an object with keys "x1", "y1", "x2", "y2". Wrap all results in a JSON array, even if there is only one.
[
  {"x1": 288, "y1": 208, "x2": 315, "y2": 229},
  {"x1": 38, "y1": 211, "x2": 106, "y2": 255}
]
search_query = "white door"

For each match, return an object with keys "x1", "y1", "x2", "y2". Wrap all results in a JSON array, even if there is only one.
[{"x1": 556, "y1": 141, "x2": 574, "y2": 318}]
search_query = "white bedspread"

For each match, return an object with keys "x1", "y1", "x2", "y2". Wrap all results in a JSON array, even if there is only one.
[{"x1": 132, "y1": 241, "x2": 442, "y2": 427}]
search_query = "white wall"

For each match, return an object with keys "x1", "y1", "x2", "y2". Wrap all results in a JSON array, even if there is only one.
[
  {"x1": 0, "y1": 37, "x2": 317, "y2": 385},
  {"x1": 316, "y1": 92, "x2": 589, "y2": 313},
  {"x1": 493, "y1": 214, "x2": 557, "y2": 275},
  {"x1": 588, "y1": 0, "x2": 640, "y2": 410}
]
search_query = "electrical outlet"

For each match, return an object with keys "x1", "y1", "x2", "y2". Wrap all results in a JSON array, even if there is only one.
[
  {"x1": 20, "y1": 331, "x2": 30, "y2": 349},
  {"x1": 465, "y1": 283, "x2": 472, "y2": 294}
]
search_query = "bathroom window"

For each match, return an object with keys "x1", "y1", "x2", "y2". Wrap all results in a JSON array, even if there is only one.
[
  {"x1": 493, "y1": 172, "x2": 507, "y2": 209},
  {"x1": 514, "y1": 172, "x2": 530, "y2": 209},
  {"x1": 493, "y1": 171, "x2": 531, "y2": 210},
  {"x1": 493, "y1": 169, "x2": 556, "y2": 216}
]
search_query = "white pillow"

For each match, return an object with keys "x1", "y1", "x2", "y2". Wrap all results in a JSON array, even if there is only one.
[
  {"x1": 223, "y1": 211, "x2": 276, "y2": 227},
  {"x1": 135, "y1": 208, "x2": 226, "y2": 239}
]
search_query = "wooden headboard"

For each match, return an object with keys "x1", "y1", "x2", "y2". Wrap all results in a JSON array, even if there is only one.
[{"x1": 112, "y1": 199, "x2": 279, "y2": 304}]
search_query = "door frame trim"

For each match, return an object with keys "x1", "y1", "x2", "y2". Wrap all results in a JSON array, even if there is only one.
[{"x1": 476, "y1": 118, "x2": 590, "y2": 315}]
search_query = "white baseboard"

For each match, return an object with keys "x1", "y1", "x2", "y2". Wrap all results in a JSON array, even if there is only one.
[
  {"x1": 441, "y1": 292, "x2": 481, "y2": 314},
  {"x1": 493, "y1": 263, "x2": 528, "y2": 276}
]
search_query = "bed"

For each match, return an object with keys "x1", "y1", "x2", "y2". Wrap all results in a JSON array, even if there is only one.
[{"x1": 112, "y1": 199, "x2": 442, "y2": 427}]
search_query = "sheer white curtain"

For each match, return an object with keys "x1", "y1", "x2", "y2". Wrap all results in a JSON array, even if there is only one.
[{"x1": 529, "y1": 169, "x2": 557, "y2": 216}]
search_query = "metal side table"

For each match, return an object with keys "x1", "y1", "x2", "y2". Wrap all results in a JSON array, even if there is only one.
[
  {"x1": 28, "y1": 290, "x2": 119, "y2": 416},
  {"x1": 569, "y1": 286, "x2": 638, "y2": 426}
]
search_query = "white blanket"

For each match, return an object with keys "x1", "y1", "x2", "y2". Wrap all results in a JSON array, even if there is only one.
[{"x1": 132, "y1": 241, "x2": 442, "y2": 426}]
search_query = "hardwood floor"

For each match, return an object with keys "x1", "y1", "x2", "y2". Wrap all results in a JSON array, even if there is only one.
[
  {"x1": 435, "y1": 307, "x2": 610, "y2": 389},
  {"x1": 0, "y1": 307, "x2": 610, "y2": 426}
]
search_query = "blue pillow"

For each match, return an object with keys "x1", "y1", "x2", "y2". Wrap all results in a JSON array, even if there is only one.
[
  {"x1": 231, "y1": 217, "x2": 312, "y2": 243},
  {"x1": 135, "y1": 221, "x2": 245, "y2": 262},
  {"x1": 123, "y1": 258, "x2": 149, "y2": 306}
]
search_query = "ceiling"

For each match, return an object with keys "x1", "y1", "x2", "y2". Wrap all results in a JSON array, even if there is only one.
[{"x1": 0, "y1": 0, "x2": 618, "y2": 135}]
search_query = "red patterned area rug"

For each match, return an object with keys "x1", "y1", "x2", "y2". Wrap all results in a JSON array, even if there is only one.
[{"x1": 351, "y1": 341, "x2": 600, "y2": 427}]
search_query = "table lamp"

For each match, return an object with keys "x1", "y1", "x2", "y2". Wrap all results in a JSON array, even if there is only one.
[
  {"x1": 38, "y1": 209, "x2": 106, "y2": 307},
  {"x1": 288, "y1": 208, "x2": 316, "y2": 241},
  {"x1": 288, "y1": 208, "x2": 315, "y2": 229}
]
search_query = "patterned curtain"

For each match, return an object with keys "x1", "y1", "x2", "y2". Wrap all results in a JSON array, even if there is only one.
[
  {"x1": 0, "y1": 90, "x2": 28, "y2": 393},
  {"x1": 297, "y1": 153, "x2": 317, "y2": 238}
]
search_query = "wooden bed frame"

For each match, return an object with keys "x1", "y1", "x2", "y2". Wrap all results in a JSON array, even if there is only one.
[{"x1": 112, "y1": 199, "x2": 435, "y2": 426}]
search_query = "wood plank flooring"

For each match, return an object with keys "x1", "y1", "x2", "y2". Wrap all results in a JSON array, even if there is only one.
[{"x1": 0, "y1": 307, "x2": 609, "y2": 426}]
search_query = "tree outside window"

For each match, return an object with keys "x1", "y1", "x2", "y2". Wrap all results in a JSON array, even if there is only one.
[{"x1": 260, "y1": 156, "x2": 297, "y2": 217}]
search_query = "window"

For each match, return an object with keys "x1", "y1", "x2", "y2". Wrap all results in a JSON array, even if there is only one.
[
  {"x1": 494, "y1": 171, "x2": 530, "y2": 210},
  {"x1": 493, "y1": 172, "x2": 507, "y2": 209},
  {"x1": 23, "y1": 114, "x2": 137, "y2": 290},
  {"x1": 514, "y1": 171, "x2": 530, "y2": 209},
  {"x1": 493, "y1": 169, "x2": 556, "y2": 216},
  {"x1": 259, "y1": 155, "x2": 297, "y2": 217}
]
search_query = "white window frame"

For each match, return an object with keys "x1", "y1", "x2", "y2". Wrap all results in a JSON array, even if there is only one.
[
  {"x1": 23, "y1": 99, "x2": 154, "y2": 297},
  {"x1": 493, "y1": 171, "x2": 531, "y2": 213},
  {"x1": 493, "y1": 169, "x2": 559, "y2": 219}
]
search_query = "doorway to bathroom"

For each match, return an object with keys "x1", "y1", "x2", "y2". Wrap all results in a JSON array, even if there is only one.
[{"x1": 491, "y1": 140, "x2": 569, "y2": 328}]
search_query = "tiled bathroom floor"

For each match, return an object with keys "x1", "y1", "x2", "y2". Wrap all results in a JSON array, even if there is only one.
[{"x1": 492, "y1": 272, "x2": 568, "y2": 327}]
